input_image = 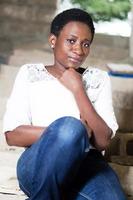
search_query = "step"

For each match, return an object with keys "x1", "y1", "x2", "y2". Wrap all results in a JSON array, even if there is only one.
[
  {"x1": 0, "y1": 77, "x2": 15, "y2": 97},
  {"x1": 0, "y1": 64, "x2": 19, "y2": 97},
  {"x1": 110, "y1": 163, "x2": 133, "y2": 198},
  {"x1": 0, "y1": 120, "x2": 8, "y2": 150},
  {"x1": 0, "y1": 3, "x2": 54, "y2": 22},
  {"x1": 8, "y1": 48, "x2": 53, "y2": 67},
  {"x1": 0, "y1": 97, "x2": 7, "y2": 120},
  {"x1": 0, "y1": 150, "x2": 25, "y2": 199},
  {"x1": 0, "y1": 194, "x2": 25, "y2": 200},
  {"x1": 0, "y1": 64, "x2": 19, "y2": 77}
]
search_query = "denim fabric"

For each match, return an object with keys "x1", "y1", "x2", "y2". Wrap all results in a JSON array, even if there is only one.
[{"x1": 17, "y1": 116, "x2": 126, "y2": 200}]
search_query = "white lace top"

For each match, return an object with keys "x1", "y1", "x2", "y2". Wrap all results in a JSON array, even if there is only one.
[{"x1": 3, "y1": 63, "x2": 118, "y2": 136}]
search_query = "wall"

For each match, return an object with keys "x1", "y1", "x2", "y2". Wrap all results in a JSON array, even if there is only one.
[
  {"x1": 0, "y1": 0, "x2": 57, "y2": 63},
  {"x1": 0, "y1": 0, "x2": 130, "y2": 65}
]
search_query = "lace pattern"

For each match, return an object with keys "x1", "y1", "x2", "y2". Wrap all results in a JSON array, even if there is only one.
[
  {"x1": 82, "y1": 67, "x2": 106, "y2": 103},
  {"x1": 27, "y1": 63, "x2": 55, "y2": 82},
  {"x1": 26, "y1": 64, "x2": 106, "y2": 103},
  {"x1": 83, "y1": 67, "x2": 105, "y2": 90}
]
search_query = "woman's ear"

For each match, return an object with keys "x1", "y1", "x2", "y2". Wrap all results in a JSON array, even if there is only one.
[{"x1": 49, "y1": 34, "x2": 56, "y2": 49}]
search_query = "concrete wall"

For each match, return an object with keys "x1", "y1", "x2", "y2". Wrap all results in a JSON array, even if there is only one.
[
  {"x1": 0, "y1": 0, "x2": 130, "y2": 65},
  {"x1": 0, "y1": 0, "x2": 57, "y2": 63},
  {"x1": 91, "y1": 33, "x2": 129, "y2": 61}
]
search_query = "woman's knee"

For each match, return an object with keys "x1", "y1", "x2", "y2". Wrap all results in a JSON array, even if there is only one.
[{"x1": 50, "y1": 116, "x2": 89, "y2": 148}]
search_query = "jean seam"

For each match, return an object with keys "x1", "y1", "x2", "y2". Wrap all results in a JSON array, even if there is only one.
[
  {"x1": 19, "y1": 181, "x2": 30, "y2": 197},
  {"x1": 72, "y1": 189, "x2": 92, "y2": 200},
  {"x1": 78, "y1": 191, "x2": 93, "y2": 200}
]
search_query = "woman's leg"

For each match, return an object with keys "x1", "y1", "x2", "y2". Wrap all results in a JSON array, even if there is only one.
[
  {"x1": 17, "y1": 116, "x2": 90, "y2": 200},
  {"x1": 66, "y1": 150, "x2": 126, "y2": 200}
]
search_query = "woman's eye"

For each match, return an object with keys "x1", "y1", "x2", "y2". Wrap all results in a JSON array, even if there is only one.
[
  {"x1": 67, "y1": 39, "x2": 75, "y2": 44},
  {"x1": 83, "y1": 43, "x2": 90, "y2": 48}
]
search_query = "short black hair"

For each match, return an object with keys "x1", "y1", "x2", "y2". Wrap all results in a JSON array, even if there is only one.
[{"x1": 50, "y1": 8, "x2": 95, "y2": 43}]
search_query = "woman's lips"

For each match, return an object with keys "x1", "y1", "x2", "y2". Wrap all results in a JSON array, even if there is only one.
[{"x1": 68, "y1": 56, "x2": 83, "y2": 64}]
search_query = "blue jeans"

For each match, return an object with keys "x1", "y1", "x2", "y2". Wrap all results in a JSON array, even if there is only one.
[{"x1": 17, "y1": 116, "x2": 126, "y2": 200}]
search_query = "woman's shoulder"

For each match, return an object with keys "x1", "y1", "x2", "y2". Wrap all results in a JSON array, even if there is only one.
[
  {"x1": 18, "y1": 63, "x2": 52, "y2": 82},
  {"x1": 18, "y1": 63, "x2": 44, "y2": 75},
  {"x1": 83, "y1": 66, "x2": 108, "y2": 77},
  {"x1": 82, "y1": 67, "x2": 109, "y2": 90}
]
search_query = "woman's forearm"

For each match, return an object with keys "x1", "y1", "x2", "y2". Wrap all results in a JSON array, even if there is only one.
[
  {"x1": 74, "y1": 89, "x2": 112, "y2": 151},
  {"x1": 5, "y1": 125, "x2": 46, "y2": 147}
]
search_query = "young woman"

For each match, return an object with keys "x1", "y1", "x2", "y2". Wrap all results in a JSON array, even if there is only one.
[{"x1": 3, "y1": 8, "x2": 126, "y2": 200}]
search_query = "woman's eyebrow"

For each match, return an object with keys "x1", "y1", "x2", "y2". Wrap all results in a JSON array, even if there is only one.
[{"x1": 69, "y1": 34, "x2": 91, "y2": 41}]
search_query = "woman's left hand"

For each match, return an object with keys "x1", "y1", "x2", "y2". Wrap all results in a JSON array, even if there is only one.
[{"x1": 59, "y1": 68, "x2": 84, "y2": 94}]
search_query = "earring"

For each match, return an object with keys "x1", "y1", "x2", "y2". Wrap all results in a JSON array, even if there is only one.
[{"x1": 51, "y1": 44, "x2": 54, "y2": 49}]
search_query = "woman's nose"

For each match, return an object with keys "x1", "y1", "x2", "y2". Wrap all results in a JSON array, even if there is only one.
[{"x1": 73, "y1": 44, "x2": 84, "y2": 55}]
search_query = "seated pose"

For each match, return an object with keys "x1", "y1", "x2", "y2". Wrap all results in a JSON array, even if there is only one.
[{"x1": 3, "y1": 8, "x2": 126, "y2": 200}]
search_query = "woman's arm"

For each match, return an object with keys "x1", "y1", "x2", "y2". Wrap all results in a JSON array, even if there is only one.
[
  {"x1": 73, "y1": 89, "x2": 111, "y2": 151},
  {"x1": 3, "y1": 65, "x2": 46, "y2": 148},
  {"x1": 59, "y1": 68, "x2": 112, "y2": 151},
  {"x1": 5, "y1": 125, "x2": 46, "y2": 147}
]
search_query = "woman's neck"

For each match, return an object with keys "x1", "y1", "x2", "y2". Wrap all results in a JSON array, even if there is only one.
[{"x1": 45, "y1": 65, "x2": 66, "y2": 79}]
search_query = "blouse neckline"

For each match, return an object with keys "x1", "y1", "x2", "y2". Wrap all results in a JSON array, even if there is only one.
[{"x1": 43, "y1": 65, "x2": 58, "y2": 80}]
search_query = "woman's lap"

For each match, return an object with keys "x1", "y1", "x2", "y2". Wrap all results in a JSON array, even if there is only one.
[{"x1": 17, "y1": 117, "x2": 126, "y2": 200}]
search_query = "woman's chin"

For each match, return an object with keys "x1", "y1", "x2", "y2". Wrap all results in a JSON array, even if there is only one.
[{"x1": 66, "y1": 63, "x2": 81, "y2": 70}]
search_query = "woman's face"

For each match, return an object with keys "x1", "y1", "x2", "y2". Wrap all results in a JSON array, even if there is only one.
[{"x1": 50, "y1": 21, "x2": 93, "y2": 70}]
